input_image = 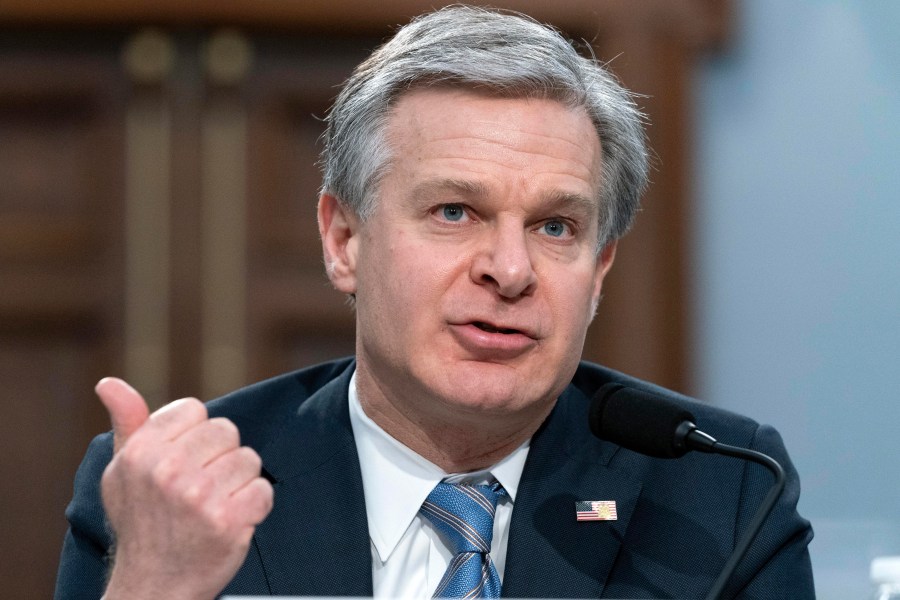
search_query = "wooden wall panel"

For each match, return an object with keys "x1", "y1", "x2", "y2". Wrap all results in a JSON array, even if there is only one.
[
  {"x1": 244, "y1": 37, "x2": 373, "y2": 382},
  {"x1": 0, "y1": 331, "x2": 109, "y2": 599},
  {"x1": 0, "y1": 48, "x2": 125, "y2": 599},
  {"x1": 585, "y1": 19, "x2": 697, "y2": 393}
]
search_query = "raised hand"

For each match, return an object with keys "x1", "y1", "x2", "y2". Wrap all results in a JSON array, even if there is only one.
[{"x1": 96, "y1": 378, "x2": 274, "y2": 600}]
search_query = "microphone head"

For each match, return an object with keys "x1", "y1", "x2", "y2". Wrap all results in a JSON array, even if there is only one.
[{"x1": 588, "y1": 383, "x2": 697, "y2": 458}]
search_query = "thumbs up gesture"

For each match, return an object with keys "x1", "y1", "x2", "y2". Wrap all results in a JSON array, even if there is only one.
[{"x1": 95, "y1": 378, "x2": 274, "y2": 600}]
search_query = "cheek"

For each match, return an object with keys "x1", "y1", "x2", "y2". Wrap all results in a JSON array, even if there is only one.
[
  {"x1": 362, "y1": 235, "x2": 448, "y2": 317},
  {"x1": 545, "y1": 266, "x2": 600, "y2": 334}
]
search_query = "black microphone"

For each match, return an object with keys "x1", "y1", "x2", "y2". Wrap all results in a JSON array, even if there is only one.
[{"x1": 588, "y1": 383, "x2": 786, "y2": 600}]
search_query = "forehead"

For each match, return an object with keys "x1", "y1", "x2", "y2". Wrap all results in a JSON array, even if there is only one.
[{"x1": 382, "y1": 87, "x2": 603, "y2": 204}]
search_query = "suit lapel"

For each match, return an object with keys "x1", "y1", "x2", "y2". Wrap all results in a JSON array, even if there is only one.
[
  {"x1": 503, "y1": 385, "x2": 642, "y2": 598},
  {"x1": 240, "y1": 361, "x2": 637, "y2": 597},
  {"x1": 252, "y1": 366, "x2": 373, "y2": 596}
]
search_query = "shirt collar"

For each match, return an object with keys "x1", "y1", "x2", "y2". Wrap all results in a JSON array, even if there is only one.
[{"x1": 347, "y1": 370, "x2": 529, "y2": 563}]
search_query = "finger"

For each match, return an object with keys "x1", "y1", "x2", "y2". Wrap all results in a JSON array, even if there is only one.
[
  {"x1": 145, "y1": 396, "x2": 209, "y2": 442},
  {"x1": 228, "y1": 477, "x2": 274, "y2": 527},
  {"x1": 96, "y1": 377, "x2": 150, "y2": 453},
  {"x1": 204, "y1": 446, "x2": 263, "y2": 499},
  {"x1": 170, "y1": 417, "x2": 241, "y2": 468}
]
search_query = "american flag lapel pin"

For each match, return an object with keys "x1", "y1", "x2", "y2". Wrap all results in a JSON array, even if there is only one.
[{"x1": 575, "y1": 500, "x2": 618, "y2": 521}]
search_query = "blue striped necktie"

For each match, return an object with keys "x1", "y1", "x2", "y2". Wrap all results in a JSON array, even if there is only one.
[{"x1": 420, "y1": 481, "x2": 506, "y2": 598}]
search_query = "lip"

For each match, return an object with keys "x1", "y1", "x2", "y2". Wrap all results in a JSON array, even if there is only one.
[{"x1": 447, "y1": 320, "x2": 539, "y2": 359}]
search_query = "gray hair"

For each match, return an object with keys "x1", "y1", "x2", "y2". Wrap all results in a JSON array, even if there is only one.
[{"x1": 320, "y1": 4, "x2": 649, "y2": 245}]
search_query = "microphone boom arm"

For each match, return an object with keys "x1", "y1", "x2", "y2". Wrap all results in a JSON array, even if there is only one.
[
  {"x1": 687, "y1": 431, "x2": 787, "y2": 600},
  {"x1": 588, "y1": 384, "x2": 790, "y2": 600}
]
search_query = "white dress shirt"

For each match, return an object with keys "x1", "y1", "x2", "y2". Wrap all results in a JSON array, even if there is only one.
[{"x1": 347, "y1": 371, "x2": 531, "y2": 599}]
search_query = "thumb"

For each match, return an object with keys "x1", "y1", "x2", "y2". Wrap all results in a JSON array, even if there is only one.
[{"x1": 95, "y1": 377, "x2": 150, "y2": 453}]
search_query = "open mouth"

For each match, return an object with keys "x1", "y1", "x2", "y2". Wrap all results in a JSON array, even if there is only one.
[{"x1": 473, "y1": 321, "x2": 521, "y2": 335}]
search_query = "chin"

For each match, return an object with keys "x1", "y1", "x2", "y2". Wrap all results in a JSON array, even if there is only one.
[{"x1": 428, "y1": 360, "x2": 552, "y2": 414}]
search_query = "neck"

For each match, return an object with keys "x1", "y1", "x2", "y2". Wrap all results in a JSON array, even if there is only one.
[
  {"x1": 355, "y1": 368, "x2": 551, "y2": 473},
  {"x1": 362, "y1": 399, "x2": 534, "y2": 473}
]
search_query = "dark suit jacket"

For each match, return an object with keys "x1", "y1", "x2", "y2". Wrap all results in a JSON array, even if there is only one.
[{"x1": 55, "y1": 358, "x2": 815, "y2": 599}]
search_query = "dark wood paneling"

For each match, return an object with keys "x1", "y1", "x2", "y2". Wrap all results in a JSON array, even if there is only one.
[
  {"x1": 0, "y1": 0, "x2": 729, "y2": 50},
  {"x1": 585, "y1": 22, "x2": 696, "y2": 393},
  {"x1": 244, "y1": 37, "x2": 371, "y2": 382},
  {"x1": 0, "y1": 47, "x2": 125, "y2": 600},
  {"x1": 0, "y1": 330, "x2": 110, "y2": 599}
]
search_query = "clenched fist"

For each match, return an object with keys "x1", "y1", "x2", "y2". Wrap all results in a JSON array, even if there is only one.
[{"x1": 96, "y1": 378, "x2": 274, "y2": 600}]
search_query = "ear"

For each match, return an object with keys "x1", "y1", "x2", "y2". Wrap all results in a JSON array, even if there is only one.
[
  {"x1": 589, "y1": 240, "x2": 617, "y2": 317},
  {"x1": 318, "y1": 193, "x2": 360, "y2": 295}
]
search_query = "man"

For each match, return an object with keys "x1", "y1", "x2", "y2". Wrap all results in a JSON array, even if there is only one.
[{"x1": 55, "y1": 6, "x2": 815, "y2": 599}]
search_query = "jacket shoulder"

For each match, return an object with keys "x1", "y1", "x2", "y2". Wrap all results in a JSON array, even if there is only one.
[
  {"x1": 205, "y1": 357, "x2": 353, "y2": 419},
  {"x1": 570, "y1": 361, "x2": 761, "y2": 446},
  {"x1": 203, "y1": 357, "x2": 354, "y2": 452}
]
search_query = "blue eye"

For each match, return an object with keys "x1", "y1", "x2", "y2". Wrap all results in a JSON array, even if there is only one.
[
  {"x1": 541, "y1": 220, "x2": 568, "y2": 237},
  {"x1": 441, "y1": 204, "x2": 465, "y2": 222}
]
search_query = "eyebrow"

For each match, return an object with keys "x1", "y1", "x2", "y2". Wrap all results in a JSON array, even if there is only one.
[
  {"x1": 409, "y1": 178, "x2": 598, "y2": 214},
  {"x1": 409, "y1": 178, "x2": 489, "y2": 201},
  {"x1": 538, "y1": 190, "x2": 598, "y2": 217}
]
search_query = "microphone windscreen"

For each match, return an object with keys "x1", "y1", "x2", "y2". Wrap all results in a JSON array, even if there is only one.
[{"x1": 588, "y1": 383, "x2": 697, "y2": 458}]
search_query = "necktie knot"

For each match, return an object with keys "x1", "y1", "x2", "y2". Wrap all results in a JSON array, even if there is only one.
[{"x1": 420, "y1": 481, "x2": 506, "y2": 598}]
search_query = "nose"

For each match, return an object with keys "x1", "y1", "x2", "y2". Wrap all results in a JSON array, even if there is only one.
[{"x1": 470, "y1": 223, "x2": 537, "y2": 299}]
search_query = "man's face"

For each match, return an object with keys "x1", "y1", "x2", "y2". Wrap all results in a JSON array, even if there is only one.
[{"x1": 321, "y1": 88, "x2": 615, "y2": 432}]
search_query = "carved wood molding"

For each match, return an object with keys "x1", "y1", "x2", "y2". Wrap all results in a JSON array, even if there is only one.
[{"x1": 0, "y1": 0, "x2": 729, "y2": 49}]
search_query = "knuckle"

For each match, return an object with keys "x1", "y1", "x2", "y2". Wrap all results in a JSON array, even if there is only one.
[
  {"x1": 232, "y1": 478, "x2": 274, "y2": 523},
  {"x1": 239, "y1": 446, "x2": 262, "y2": 471},
  {"x1": 205, "y1": 504, "x2": 224, "y2": 526},
  {"x1": 180, "y1": 397, "x2": 208, "y2": 420},
  {"x1": 113, "y1": 441, "x2": 153, "y2": 476},
  {"x1": 210, "y1": 417, "x2": 240, "y2": 445},
  {"x1": 256, "y1": 479, "x2": 275, "y2": 513},
  {"x1": 149, "y1": 396, "x2": 207, "y2": 427},
  {"x1": 150, "y1": 456, "x2": 182, "y2": 489},
  {"x1": 113, "y1": 450, "x2": 136, "y2": 473},
  {"x1": 182, "y1": 480, "x2": 206, "y2": 505},
  {"x1": 205, "y1": 506, "x2": 233, "y2": 538}
]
